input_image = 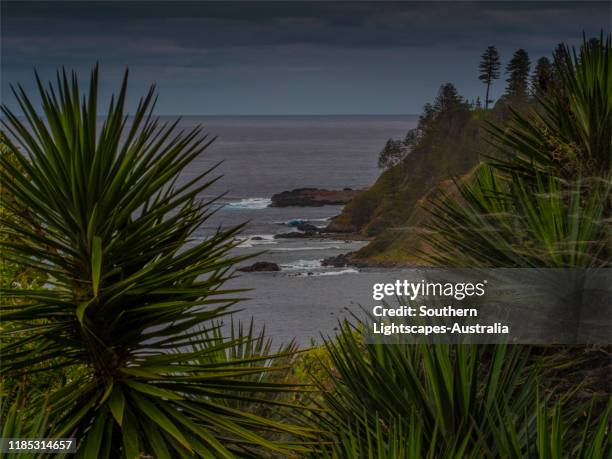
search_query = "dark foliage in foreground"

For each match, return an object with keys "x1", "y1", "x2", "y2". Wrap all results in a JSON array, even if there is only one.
[
  {"x1": 308, "y1": 325, "x2": 609, "y2": 458},
  {"x1": 0, "y1": 68, "x2": 314, "y2": 458}
]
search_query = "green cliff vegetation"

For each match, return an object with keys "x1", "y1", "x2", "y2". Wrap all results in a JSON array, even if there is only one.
[
  {"x1": 328, "y1": 42, "x2": 571, "y2": 266},
  {"x1": 327, "y1": 85, "x2": 497, "y2": 265}
]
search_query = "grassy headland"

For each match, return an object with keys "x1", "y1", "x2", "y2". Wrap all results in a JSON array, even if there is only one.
[{"x1": 325, "y1": 85, "x2": 533, "y2": 266}]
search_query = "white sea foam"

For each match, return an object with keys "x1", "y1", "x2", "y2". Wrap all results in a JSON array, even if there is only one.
[
  {"x1": 271, "y1": 246, "x2": 342, "y2": 252},
  {"x1": 280, "y1": 259, "x2": 323, "y2": 271},
  {"x1": 295, "y1": 268, "x2": 359, "y2": 277},
  {"x1": 273, "y1": 217, "x2": 331, "y2": 225},
  {"x1": 235, "y1": 234, "x2": 277, "y2": 248},
  {"x1": 227, "y1": 198, "x2": 272, "y2": 209},
  {"x1": 317, "y1": 268, "x2": 359, "y2": 276}
]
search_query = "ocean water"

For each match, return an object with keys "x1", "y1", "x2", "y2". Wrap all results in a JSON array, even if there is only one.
[
  {"x1": 183, "y1": 115, "x2": 424, "y2": 345},
  {"x1": 177, "y1": 115, "x2": 416, "y2": 238},
  {"x1": 176, "y1": 115, "x2": 420, "y2": 345}
]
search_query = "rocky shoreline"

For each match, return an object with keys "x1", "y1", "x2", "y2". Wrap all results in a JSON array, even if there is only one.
[
  {"x1": 262, "y1": 186, "x2": 416, "y2": 268},
  {"x1": 321, "y1": 252, "x2": 417, "y2": 268}
]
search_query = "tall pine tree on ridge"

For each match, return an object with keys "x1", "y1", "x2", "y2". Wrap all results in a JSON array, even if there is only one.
[
  {"x1": 478, "y1": 45, "x2": 501, "y2": 109},
  {"x1": 506, "y1": 48, "x2": 531, "y2": 98}
]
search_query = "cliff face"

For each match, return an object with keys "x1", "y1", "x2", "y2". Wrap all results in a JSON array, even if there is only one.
[
  {"x1": 346, "y1": 172, "x2": 476, "y2": 266},
  {"x1": 326, "y1": 104, "x2": 503, "y2": 266}
]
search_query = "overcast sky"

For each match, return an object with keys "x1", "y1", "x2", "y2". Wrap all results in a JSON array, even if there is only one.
[{"x1": 1, "y1": 1, "x2": 609, "y2": 115}]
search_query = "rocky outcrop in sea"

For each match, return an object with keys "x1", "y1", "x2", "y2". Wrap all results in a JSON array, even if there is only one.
[{"x1": 269, "y1": 188, "x2": 363, "y2": 207}]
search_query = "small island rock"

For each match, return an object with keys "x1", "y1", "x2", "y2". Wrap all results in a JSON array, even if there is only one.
[
  {"x1": 270, "y1": 188, "x2": 363, "y2": 207},
  {"x1": 274, "y1": 231, "x2": 315, "y2": 239},
  {"x1": 237, "y1": 262, "x2": 280, "y2": 272},
  {"x1": 296, "y1": 223, "x2": 319, "y2": 232}
]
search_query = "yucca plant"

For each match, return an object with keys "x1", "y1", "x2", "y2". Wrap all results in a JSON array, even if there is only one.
[
  {"x1": 318, "y1": 414, "x2": 477, "y2": 459},
  {"x1": 310, "y1": 323, "x2": 538, "y2": 457},
  {"x1": 183, "y1": 320, "x2": 307, "y2": 414},
  {"x1": 318, "y1": 400, "x2": 611, "y2": 459},
  {"x1": 0, "y1": 67, "x2": 314, "y2": 457},
  {"x1": 533, "y1": 399, "x2": 611, "y2": 459},
  {"x1": 309, "y1": 324, "x2": 608, "y2": 458},
  {"x1": 425, "y1": 166, "x2": 610, "y2": 267}
]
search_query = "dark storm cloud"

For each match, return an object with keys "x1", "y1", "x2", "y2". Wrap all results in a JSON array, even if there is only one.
[
  {"x1": 1, "y1": 1, "x2": 609, "y2": 114},
  {"x1": 4, "y1": 2, "x2": 601, "y2": 48}
]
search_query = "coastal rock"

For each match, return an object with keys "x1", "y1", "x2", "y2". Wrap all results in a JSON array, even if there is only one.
[
  {"x1": 270, "y1": 188, "x2": 363, "y2": 207},
  {"x1": 237, "y1": 262, "x2": 280, "y2": 272},
  {"x1": 321, "y1": 253, "x2": 350, "y2": 267},
  {"x1": 274, "y1": 231, "x2": 316, "y2": 239},
  {"x1": 324, "y1": 217, "x2": 358, "y2": 233},
  {"x1": 296, "y1": 223, "x2": 319, "y2": 232},
  {"x1": 322, "y1": 252, "x2": 394, "y2": 268}
]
